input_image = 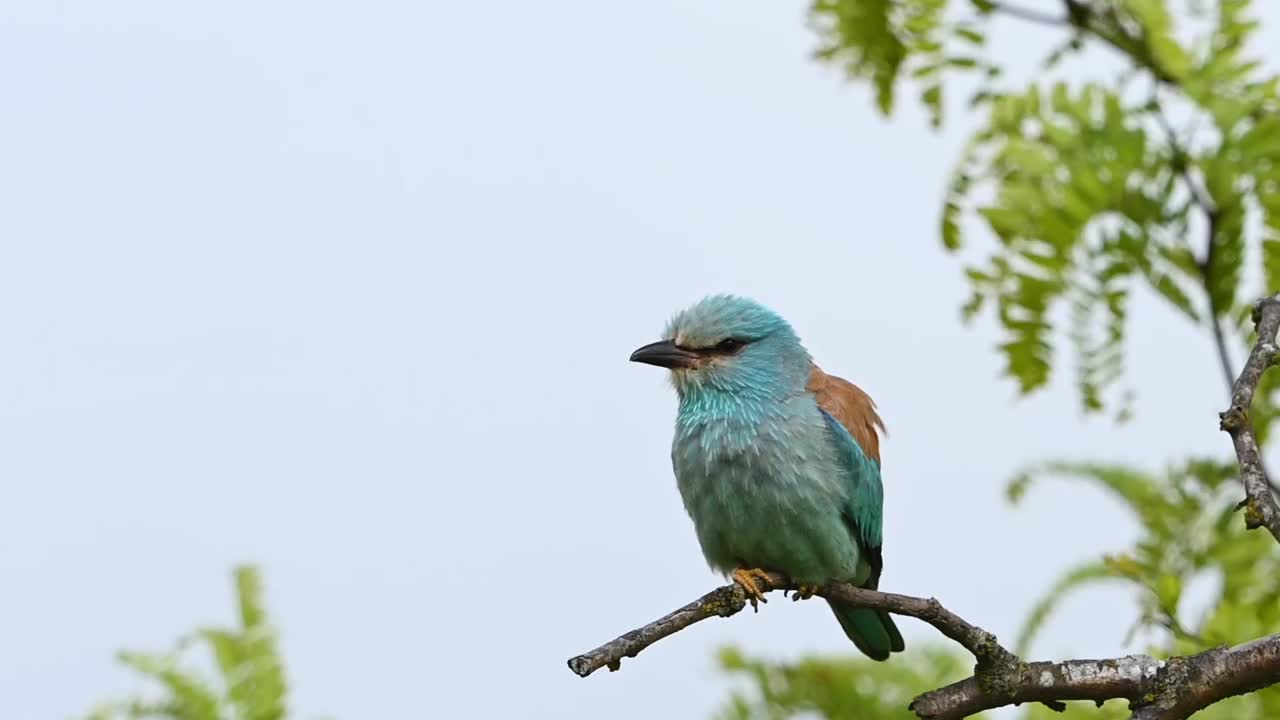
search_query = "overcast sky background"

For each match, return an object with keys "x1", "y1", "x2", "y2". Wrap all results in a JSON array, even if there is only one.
[{"x1": 4, "y1": 2, "x2": 1280, "y2": 719}]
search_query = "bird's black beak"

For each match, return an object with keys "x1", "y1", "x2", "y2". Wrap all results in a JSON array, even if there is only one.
[{"x1": 629, "y1": 339, "x2": 701, "y2": 369}]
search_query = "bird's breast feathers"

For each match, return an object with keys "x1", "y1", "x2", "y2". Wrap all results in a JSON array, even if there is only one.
[{"x1": 670, "y1": 364, "x2": 883, "y2": 469}]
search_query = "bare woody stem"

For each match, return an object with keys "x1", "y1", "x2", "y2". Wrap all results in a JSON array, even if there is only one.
[
  {"x1": 566, "y1": 572, "x2": 1014, "y2": 678},
  {"x1": 567, "y1": 574, "x2": 1280, "y2": 719},
  {"x1": 1220, "y1": 294, "x2": 1280, "y2": 543},
  {"x1": 565, "y1": 582, "x2": 748, "y2": 677},
  {"x1": 916, "y1": 633, "x2": 1280, "y2": 720}
]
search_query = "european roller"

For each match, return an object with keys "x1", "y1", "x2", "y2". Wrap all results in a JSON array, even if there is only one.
[{"x1": 629, "y1": 294, "x2": 904, "y2": 660}]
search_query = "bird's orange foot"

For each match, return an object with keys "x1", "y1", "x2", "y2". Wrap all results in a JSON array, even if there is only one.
[
  {"x1": 732, "y1": 568, "x2": 773, "y2": 612},
  {"x1": 790, "y1": 583, "x2": 819, "y2": 602}
]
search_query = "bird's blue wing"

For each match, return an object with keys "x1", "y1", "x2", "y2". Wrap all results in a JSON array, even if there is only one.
[{"x1": 819, "y1": 408, "x2": 884, "y2": 581}]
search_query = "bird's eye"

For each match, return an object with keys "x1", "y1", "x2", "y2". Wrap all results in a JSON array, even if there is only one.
[{"x1": 715, "y1": 338, "x2": 745, "y2": 353}]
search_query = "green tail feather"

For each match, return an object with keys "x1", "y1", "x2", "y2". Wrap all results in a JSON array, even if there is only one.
[{"x1": 828, "y1": 600, "x2": 905, "y2": 661}]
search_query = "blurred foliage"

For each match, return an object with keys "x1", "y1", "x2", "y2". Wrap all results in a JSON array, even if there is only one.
[
  {"x1": 1005, "y1": 459, "x2": 1280, "y2": 717},
  {"x1": 716, "y1": 648, "x2": 1125, "y2": 719},
  {"x1": 716, "y1": 646, "x2": 977, "y2": 720},
  {"x1": 716, "y1": 644, "x2": 1133, "y2": 719},
  {"x1": 809, "y1": 0, "x2": 991, "y2": 126},
  {"x1": 86, "y1": 566, "x2": 301, "y2": 720},
  {"x1": 815, "y1": 0, "x2": 1280, "y2": 421},
  {"x1": 718, "y1": 1, "x2": 1280, "y2": 718}
]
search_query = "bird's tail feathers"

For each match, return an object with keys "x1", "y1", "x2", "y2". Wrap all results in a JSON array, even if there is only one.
[{"x1": 827, "y1": 600, "x2": 904, "y2": 661}]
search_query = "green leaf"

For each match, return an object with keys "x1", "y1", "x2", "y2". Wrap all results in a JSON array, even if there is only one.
[
  {"x1": 1149, "y1": 273, "x2": 1202, "y2": 321},
  {"x1": 1124, "y1": 0, "x2": 1191, "y2": 80},
  {"x1": 715, "y1": 645, "x2": 974, "y2": 720},
  {"x1": 941, "y1": 202, "x2": 962, "y2": 250},
  {"x1": 1155, "y1": 572, "x2": 1183, "y2": 615},
  {"x1": 235, "y1": 566, "x2": 267, "y2": 631},
  {"x1": 1201, "y1": 154, "x2": 1238, "y2": 205},
  {"x1": 978, "y1": 206, "x2": 1025, "y2": 241},
  {"x1": 198, "y1": 629, "x2": 245, "y2": 684},
  {"x1": 116, "y1": 652, "x2": 222, "y2": 720},
  {"x1": 921, "y1": 83, "x2": 943, "y2": 127},
  {"x1": 809, "y1": 0, "x2": 910, "y2": 116},
  {"x1": 953, "y1": 26, "x2": 984, "y2": 46},
  {"x1": 88, "y1": 566, "x2": 292, "y2": 720},
  {"x1": 1263, "y1": 238, "x2": 1280, "y2": 296},
  {"x1": 810, "y1": 0, "x2": 977, "y2": 125}
]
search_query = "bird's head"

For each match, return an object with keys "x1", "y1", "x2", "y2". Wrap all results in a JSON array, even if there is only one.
[{"x1": 630, "y1": 294, "x2": 812, "y2": 398}]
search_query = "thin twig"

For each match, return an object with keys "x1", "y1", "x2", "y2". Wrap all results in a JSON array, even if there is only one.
[
  {"x1": 989, "y1": 2, "x2": 1068, "y2": 28},
  {"x1": 565, "y1": 582, "x2": 747, "y2": 676},
  {"x1": 567, "y1": 572, "x2": 1014, "y2": 678},
  {"x1": 1220, "y1": 294, "x2": 1280, "y2": 543},
  {"x1": 1192, "y1": 192, "x2": 1238, "y2": 408}
]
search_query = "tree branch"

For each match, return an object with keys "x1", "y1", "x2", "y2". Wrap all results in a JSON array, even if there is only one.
[
  {"x1": 916, "y1": 633, "x2": 1280, "y2": 720},
  {"x1": 1129, "y1": 634, "x2": 1280, "y2": 720},
  {"x1": 568, "y1": 574, "x2": 1280, "y2": 719},
  {"x1": 567, "y1": 571, "x2": 1015, "y2": 679},
  {"x1": 1220, "y1": 294, "x2": 1280, "y2": 543},
  {"x1": 910, "y1": 655, "x2": 1162, "y2": 720},
  {"x1": 989, "y1": 2, "x2": 1068, "y2": 28},
  {"x1": 565, "y1": 582, "x2": 748, "y2": 676},
  {"x1": 991, "y1": 0, "x2": 1180, "y2": 84}
]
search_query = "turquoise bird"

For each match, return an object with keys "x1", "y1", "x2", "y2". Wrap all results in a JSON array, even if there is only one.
[{"x1": 629, "y1": 295, "x2": 903, "y2": 660}]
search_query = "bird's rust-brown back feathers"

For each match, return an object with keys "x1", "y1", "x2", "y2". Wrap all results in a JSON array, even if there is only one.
[{"x1": 807, "y1": 366, "x2": 885, "y2": 464}]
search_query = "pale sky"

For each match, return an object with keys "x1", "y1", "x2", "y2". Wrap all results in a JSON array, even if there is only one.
[{"x1": 3, "y1": 2, "x2": 1280, "y2": 719}]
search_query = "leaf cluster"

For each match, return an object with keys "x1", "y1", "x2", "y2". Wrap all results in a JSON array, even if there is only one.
[
  {"x1": 1005, "y1": 457, "x2": 1280, "y2": 717},
  {"x1": 86, "y1": 566, "x2": 293, "y2": 720},
  {"x1": 812, "y1": 0, "x2": 1280, "y2": 417}
]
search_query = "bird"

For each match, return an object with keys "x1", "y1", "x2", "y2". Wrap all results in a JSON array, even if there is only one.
[{"x1": 629, "y1": 294, "x2": 903, "y2": 660}]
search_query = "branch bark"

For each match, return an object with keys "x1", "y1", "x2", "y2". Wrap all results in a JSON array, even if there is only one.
[
  {"x1": 1220, "y1": 294, "x2": 1280, "y2": 543},
  {"x1": 1129, "y1": 634, "x2": 1280, "y2": 720},
  {"x1": 567, "y1": 574, "x2": 1280, "y2": 719},
  {"x1": 911, "y1": 656, "x2": 1160, "y2": 719},
  {"x1": 565, "y1": 582, "x2": 748, "y2": 677},
  {"x1": 916, "y1": 634, "x2": 1280, "y2": 720},
  {"x1": 567, "y1": 571, "x2": 1015, "y2": 679}
]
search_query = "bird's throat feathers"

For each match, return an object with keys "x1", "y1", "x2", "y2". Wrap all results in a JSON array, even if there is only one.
[
  {"x1": 658, "y1": 294, "x2": 816, "y2": 448},
  {"x1": 672, "y1": 335, "x2": 813, "y2": 440}
]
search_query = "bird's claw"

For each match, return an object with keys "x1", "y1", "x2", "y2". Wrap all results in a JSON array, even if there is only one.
[
  {"x1": 732, "y1": 568, "x2": 773, "y2": 612},
  {"x1": 790, "y1": 584, "x2": 819, "y2": 602}
]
